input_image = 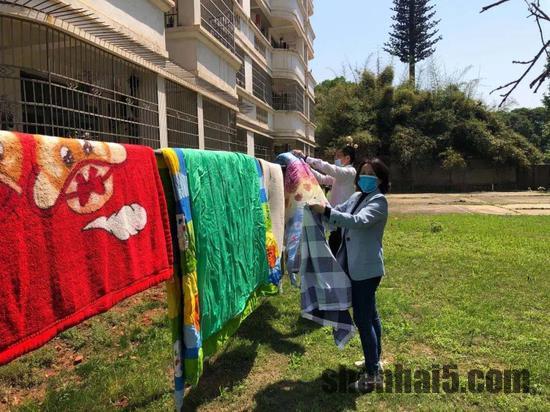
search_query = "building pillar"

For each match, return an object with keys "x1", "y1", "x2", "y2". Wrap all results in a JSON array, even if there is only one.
[
  {"x1": 179, "y1": 0, "x2": 201, "y2": 26},
  {"x1": 247, "y1": 130, "x2": 254, "y2": 156},
  {"x1": 244, "y1": 55, "x2": 253, "y2": 93},
  {"x1": 157, "y1": 76, "x2": 168, "y2": 148},
  {"x1": 197, "y1": 93, "x2": 205, "y2": 149},
  {"x1": 241, "y1": 0, "x2": 251, "y2": 17}
]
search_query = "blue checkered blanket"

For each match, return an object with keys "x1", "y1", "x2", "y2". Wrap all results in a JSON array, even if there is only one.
[{"x1": 300, "y1": 207, "x2": 356, "y2": 348}]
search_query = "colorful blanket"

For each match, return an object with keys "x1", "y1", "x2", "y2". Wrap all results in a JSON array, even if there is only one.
[
  {"x1": 275, "y1": 152, "x2": 327, "y2": 275},
  {"x1": 300, "y1": 207, "x2": 356, "y2": 348},
  {"x1": 159, "y1": 149, "x2": 277, "y2": 408},
  {"x1": 258, "y1": 159, "x2": 285, "y2": 257},
  {"x1": 0, "y1": 131, "x2": 173, "y2": 365},
  {"x1": 256, "y1": 159, "x2": 282, "y2": 285},
  {"x1": 157, "y1": 149, "x2": 199, "y2": 411}
]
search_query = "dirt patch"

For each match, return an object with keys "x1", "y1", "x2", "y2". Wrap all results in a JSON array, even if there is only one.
[
  {"x1": 388, "y1": 191, "x2": 550, "y2": 215},
  {"x1": 0, "y1": 286, "x2": 168, "y2": 410},
  {"x1": 197, "y1": 352, "x2": 288, "y2": 412}
]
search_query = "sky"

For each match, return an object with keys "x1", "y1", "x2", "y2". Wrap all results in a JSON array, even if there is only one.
[{"x1": 310, "y1": 0, "x2": 549, "y2": 108}]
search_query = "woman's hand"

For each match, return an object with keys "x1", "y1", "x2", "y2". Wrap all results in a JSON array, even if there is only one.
[{"x1": 308, "y1": 203, "x2": 326, "y2": 215}]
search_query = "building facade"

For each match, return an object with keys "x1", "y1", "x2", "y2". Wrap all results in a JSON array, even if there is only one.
[{"x1": 0, "y1": 0, "x2": 316, "y2": 160}]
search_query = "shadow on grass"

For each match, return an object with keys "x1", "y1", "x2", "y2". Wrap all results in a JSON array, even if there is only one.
[
  {"x1": 235, "y1": 301, "x2": 320, "y2": 355},
  {"x1": 253, "y1": 367, "x2": 361, "y2": 412},
  {"x1": 184, "y1": 342, "x2": 259, "y2": 410},
  {"x1": 183, "y1": 300, "x2": 323, "y2": 410}
]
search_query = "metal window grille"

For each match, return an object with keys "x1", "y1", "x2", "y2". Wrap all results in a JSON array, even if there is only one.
[
  {"x1": 203, "y1": 98, "x2": 245, "y2": 152},
  {"x1": 236, "y1": 46, "x2": 245, "y2": 88},
  {"x1": 165, "y1": 7, "x2": 178, "y2": 28},
  {"x1": 252, "y1": 61, "x2": 272, "y2": 106},
  {"x1": 166, "y1": 79, "x2": 199, "y2": 148},
  {"x1": 0, "y1": 16, "x2": 160, "y2": 148},
  {"x1": 254, "y1": 36, "x2": 267, "y2": 58},
  {"x1": 254, "y1": 133, "x2": 274, "y2": 161},
  {"x1": 256, "y1": 107, "x2": 268, "y2": 124},
  {"x1": 272, "y1": 80, "x2": 304, "y2": 113},
  {"x1": 308, "y1": 97, "x2": 315, "y2": 123},
  {"x1": 201, "y1": 0, "x2": 235, "y2": 53}
]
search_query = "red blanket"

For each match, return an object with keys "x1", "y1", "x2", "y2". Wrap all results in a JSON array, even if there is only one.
[{"x1": 0, "y1": 131, "x2": 173, "y2": 365}]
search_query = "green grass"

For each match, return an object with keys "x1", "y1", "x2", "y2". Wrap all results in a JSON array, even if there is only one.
[{"x1": 1, "y1": 214, "x2": 548, "y2": 411}]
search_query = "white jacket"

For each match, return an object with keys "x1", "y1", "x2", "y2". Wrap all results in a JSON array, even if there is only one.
[{"x1": 306, "y1": 157, "x2": 357, "y2": 206}]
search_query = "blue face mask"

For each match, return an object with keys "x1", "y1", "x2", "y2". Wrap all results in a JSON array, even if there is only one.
[
  {"x1": 334, "y1": 159, "x2": 343, "y2": 167},
  {"x1": 358, "y1": 175, "x2": 378, "y2": 193}
]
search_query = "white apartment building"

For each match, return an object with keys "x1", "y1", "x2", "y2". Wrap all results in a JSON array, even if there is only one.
[{"x1": 0, "y1": 0, "x2": 316, "y2": 159}]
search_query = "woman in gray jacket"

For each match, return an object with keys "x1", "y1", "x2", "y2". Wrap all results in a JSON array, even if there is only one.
[{"x1": 310, "y1": 158, "x2": 390, "y2": 392}]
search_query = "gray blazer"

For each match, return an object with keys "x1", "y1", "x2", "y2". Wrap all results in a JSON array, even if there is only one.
[{"x1": 324, "y1": 190, "x2": 388, "y2": 281}]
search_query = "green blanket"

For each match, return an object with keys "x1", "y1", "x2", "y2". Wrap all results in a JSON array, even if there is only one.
[{"x1": 183, "y1": 150, "x2": 270, "y2": 341}]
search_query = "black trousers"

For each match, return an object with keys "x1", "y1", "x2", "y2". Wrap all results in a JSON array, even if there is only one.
[{"x1": 328, "y1": 229, "x2": 342, "y2": 256}]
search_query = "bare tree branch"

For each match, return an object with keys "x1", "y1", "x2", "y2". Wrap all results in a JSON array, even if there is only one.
[
  {"x1": 490, "y1": 40, "x2": 550, "y2": 107},
  {"x1": 480, "y1": 0, "x2": 512, "y2": 14},
  {"x1": 482, "y1": 0, "x2": 550, "y2": 106}
]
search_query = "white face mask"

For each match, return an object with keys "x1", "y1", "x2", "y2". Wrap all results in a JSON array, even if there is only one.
[{"x1": 334, "y1": 159, "x2": 343, "y2": 167}]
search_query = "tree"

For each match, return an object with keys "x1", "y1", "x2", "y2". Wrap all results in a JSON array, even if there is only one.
[
  {"x1": 314, "y1": 65, "x2": 544, "y2": 168},
  {"x1": 384, "y1": 0, "x2": 442, "y2": 85}
]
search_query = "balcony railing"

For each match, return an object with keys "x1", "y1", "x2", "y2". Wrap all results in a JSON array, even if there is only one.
[
  {"x1": 165, "y1": 10, "x2": 178, "y2": 28},
  {"x1": 201, "y1": 0, "x2": 236, "y2": 53},
  {"x1": 273, "y1": 81, "x2": 304, "y2": 113}
]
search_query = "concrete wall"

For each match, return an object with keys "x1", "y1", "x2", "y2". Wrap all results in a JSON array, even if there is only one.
[
  {"x1": 273, "y1": 111, "x2": 306, "y2": 138},
  {"x1": 197, "y1": 41, "x2": 237, "y2": 91},
  {"x1": 78, "y1": 0, "x2": 167, "y2": 53},
  {"x1": 272, "y1": 50, "x2": 306, "y2": 85},
  {"x1": 390, "y1": 160, "x2": 550, "y2": 193}
]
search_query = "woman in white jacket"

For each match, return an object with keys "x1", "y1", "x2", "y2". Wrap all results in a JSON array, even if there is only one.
[{"x1": 293, "y1": 145, "x2": 357, "y2": 253}]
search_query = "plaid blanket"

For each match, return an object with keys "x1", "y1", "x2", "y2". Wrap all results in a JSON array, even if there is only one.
[{"x1": 300, "y1": 207, "x2": 356, "y2": 349}]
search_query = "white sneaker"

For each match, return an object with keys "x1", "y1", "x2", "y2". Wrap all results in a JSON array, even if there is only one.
[{"x1": 354, "y1": 359, "x2": 384, "y2": 372}]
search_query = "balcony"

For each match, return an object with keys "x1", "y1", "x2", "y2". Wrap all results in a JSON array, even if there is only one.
[
  {"x1": 306, "y1": 70, "x2": 316, "y2": 97},
  {"x1": 273, "y1": 79, "x2": 304, "y2": 113},
  {"x1": 165, "y1": 0, "x2": 235, "y2": 53},
  {"x1": 273, "y1": 111, "x2": 306, "y2": 139},
  {"x1": 201, "y1": 0, "x2": 235, "y2": 53},
  {"x1": 270, "y1": 0, "x2": 314, "y2": 57},
  {"x1": 272, "y1": 49, "x2": 306, "y2": 85},
  {"x1": 270, "y1": 0, "x2": 306, "y2": 34}
]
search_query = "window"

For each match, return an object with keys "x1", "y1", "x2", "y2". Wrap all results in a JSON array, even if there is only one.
[{"x1": 0, "y1": 16, "x2": 160, "y2": 147}]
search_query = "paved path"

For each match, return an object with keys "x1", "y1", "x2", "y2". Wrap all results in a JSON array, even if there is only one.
[{"x1": 387, "y1": 192, "x2": 550, "y2": 215}]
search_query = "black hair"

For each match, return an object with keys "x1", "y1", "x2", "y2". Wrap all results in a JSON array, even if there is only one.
[
  {"x1": 339, "y1": 145, "x2": 356, "y2": 164},
  {"x1": 354, "y1": 157, "x2": 391, "y2": 194}
]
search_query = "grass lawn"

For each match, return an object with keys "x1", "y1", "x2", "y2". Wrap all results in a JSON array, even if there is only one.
[{"x1": 1, "y1": 214, "x2": 548, "y2": 411}]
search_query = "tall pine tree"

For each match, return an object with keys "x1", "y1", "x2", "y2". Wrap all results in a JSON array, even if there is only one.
[{"x1": 384, "y1": 0, "x2": 442, "y2": 85}]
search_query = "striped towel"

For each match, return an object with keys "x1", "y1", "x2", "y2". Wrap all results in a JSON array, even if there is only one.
[
  {"x1": 158, "y1": 148, "x2": 201, "y2": 412},
  {"x1": 300, "y1": 207, "x2": 356, "y2": 349}
]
